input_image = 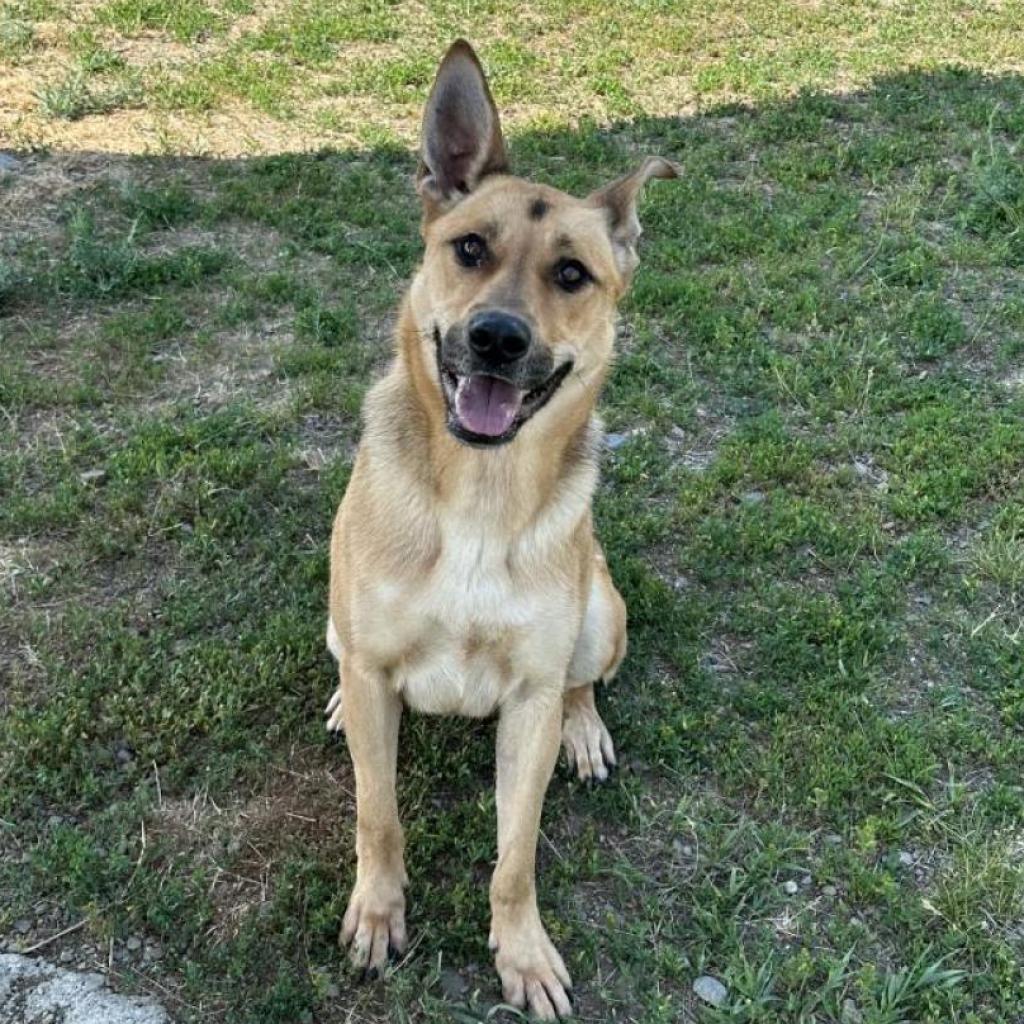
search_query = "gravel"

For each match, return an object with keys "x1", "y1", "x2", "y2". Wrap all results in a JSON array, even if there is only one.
[{"x1": 0, "y1": 955, "x2": 170, "y2": 1024}]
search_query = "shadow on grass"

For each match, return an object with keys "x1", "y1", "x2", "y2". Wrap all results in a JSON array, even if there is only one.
[{"x1": 2, "y1": 68, "x2": 1024, "y2": 1023}]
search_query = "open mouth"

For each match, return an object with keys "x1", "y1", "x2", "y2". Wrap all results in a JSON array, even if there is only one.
[{"x1": 437, "y1": 356, "x2": 573, "y2": 447}]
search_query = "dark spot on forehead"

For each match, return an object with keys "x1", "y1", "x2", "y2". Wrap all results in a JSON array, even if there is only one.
[{"x1": 528, "y1": 197, "x2": 549, "y2": 221}]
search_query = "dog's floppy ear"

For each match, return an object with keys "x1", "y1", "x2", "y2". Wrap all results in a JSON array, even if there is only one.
[
  {"x1": 589, "y1": 156, "x2": 681, "y2": 279},
  {"x1": 417, "y1": 40, "x2": 507, "y2": 212}
]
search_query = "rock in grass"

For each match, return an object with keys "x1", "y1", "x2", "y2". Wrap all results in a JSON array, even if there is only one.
[
  {"x1": 603, "y1": 427, "x2": 648, "y2": 451},
  {"x1": 439, "y1": 969, "x2": 468, "y2": 999},
  {"x1": 693, "y1": 974, "x2": 728, "y2": 1007},
  {"x1": 841, "y1": 998, "x2": 864, "y2": 1023},
  {"x1": 79, "y1": 468, "x2": 107, "y2": 486},
  {"x1": 782, "y1": 879, "x2": 799, "y2": 895}
]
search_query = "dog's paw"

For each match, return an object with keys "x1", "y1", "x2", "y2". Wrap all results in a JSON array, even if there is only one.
[
  {"x1": 562, "y1": 700, "x2": 615, "y2": 783},
  {"x1": 490, "y1": 914, "x2": 573, "y2": 1020},
  {"x1": 340, "y1": 879, "x2": 406, "y2": 975},
  {"x1": 324, "y1": 687, "x2": 344, "y2": 732}
]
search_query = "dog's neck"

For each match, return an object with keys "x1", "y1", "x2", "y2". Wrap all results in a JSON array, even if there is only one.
[{"x1": 365, "y1": 303, "x2": 599, "y2": 533}]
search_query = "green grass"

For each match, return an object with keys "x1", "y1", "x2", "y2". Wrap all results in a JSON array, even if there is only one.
[
  {"x1": 2, "y1": 7, "x2": 1024, "y2": 1024},
  {"x1": 4, "y1": 0, "x2": 1024, "y2": 151}
]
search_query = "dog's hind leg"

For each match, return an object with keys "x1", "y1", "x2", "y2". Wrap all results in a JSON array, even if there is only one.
[
  {"x1": 563, "y1": 548, "x2": 626, "y2": 782},
  {"x1": 562, "y1": 682, "x2": 615, "y2": 783},
  {"x1": 324, "y1": 617, "x2": 345, "y2": 732}
]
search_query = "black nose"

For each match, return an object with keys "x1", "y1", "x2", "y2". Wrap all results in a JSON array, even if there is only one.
[{"x1": 467, "y1": 310, "x2": 531, "y2": 365}]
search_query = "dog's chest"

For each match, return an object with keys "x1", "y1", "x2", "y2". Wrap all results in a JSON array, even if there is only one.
[{"x1": 366, "y1": 525, "x2": 571, "y2": 717}]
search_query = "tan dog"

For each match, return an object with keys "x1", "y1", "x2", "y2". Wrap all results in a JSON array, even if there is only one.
[{"x1": 325, "y1": 40, "x2": 678, "y2": 1020}]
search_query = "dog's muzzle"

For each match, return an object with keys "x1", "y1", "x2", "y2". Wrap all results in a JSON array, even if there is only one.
[{"x1": 434, "y1": 319, "x2": 573, "y2": 447}]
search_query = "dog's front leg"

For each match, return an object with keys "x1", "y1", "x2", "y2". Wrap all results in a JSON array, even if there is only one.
[
  {"x1": 490, "y1": 684, "x2": 572, "y2": 1020},
  {"x1": 338, "y1": 651, "x2": 407, "y2": 973}
]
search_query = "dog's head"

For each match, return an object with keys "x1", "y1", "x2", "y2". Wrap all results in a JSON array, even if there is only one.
[{"x1": 407, "y1": 40, "x2": 679, "y2": 448}]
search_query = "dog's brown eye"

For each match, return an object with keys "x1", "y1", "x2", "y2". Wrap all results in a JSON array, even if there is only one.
[
  {"x1": 554, "y1": 259, "x2": 590, "y2": 292},
  {"x1": 453, "y1": 233, "x2": 487, "y2": 268}
]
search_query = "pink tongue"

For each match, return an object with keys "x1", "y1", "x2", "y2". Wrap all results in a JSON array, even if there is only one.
[{"x1": 455, "y1": 375, "x2": 523, "y2": 437}]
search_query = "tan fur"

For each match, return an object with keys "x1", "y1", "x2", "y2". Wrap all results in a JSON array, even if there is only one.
[{"x1": 324, "y1": 40, "x2": 675, "y2": 1020}]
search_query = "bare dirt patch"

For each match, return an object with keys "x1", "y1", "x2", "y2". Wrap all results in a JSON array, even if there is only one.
[{"x1": 149, "y1": 745, "x2": 352, "y2": 944}]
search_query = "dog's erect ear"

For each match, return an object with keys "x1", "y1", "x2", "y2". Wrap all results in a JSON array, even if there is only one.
[
  {"x1": 589, "y1": 156, "x2": 681, "y2": 279},
  {"x1": 417, "y1": 40, "x2": 507, "y2": 211}
]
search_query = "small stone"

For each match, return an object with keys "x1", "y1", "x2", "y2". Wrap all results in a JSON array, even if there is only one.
[
  {"x1": 782, "y1": 880, "x2": 799, "y2": 896},
  {"x1": 59, "y1": 948, "x2": 75, "y2": 963},
  {"x1": 439, "y1": 968, "x2": 468, "y2": 999},
  {"x1": 0, "y1": 152, "x2": 20, "y2": 173},
  {"x1": 603, "y1": 432, "x2": 629, "y2": 450},
  {"x1": 897, "y1": 851, "x2": 914, "y2": 867},
  {"x1": 79, "y1": 468, "x2": 108, "y2": 486},
  {"x1": 800, "y1": 874, "x2": 812, "y2": 887},
  {"x1": 144, "y1": 941, "x2": 164, "y2": 961},
  {"x1": 841, "y1": 998, "x2": 864, "y2": 1023},
  {"x1": 126, "y1": 935, "x2": 142, "y2": 951},
  {"x1": 822, "y1": 884, "x2": 838, "y2": 897},
  {"x1": 742, "y1": 489, "x2": 765, "y2": 505},
  {"x1": 14, "y1": 919, "x2": 32, "y2": 935},
  {"x1": 693, "y1": 974, "x2": 728, "y2": 1007}
]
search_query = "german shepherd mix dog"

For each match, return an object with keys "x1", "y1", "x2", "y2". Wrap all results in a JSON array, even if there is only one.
[{"x1": 325, "y1": 40, "x2": 678, "y2": 1020}]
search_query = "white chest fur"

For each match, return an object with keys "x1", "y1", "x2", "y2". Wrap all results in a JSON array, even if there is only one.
[
  {"x1": 365, "y1": 520, "x2": 577, "y2": 717},
  {"x1": 334, "y1": 417, "x2": 600, "y2": 718}
]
